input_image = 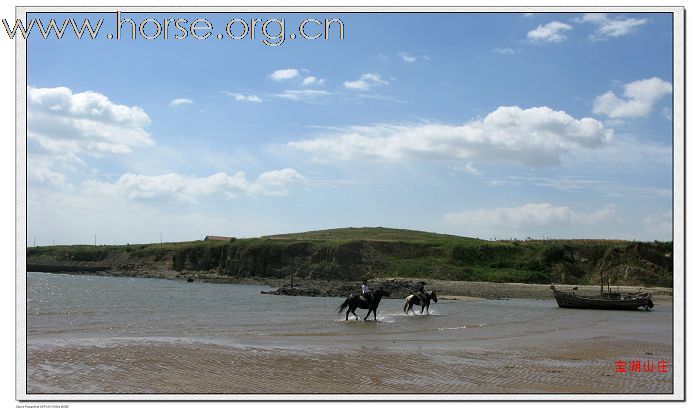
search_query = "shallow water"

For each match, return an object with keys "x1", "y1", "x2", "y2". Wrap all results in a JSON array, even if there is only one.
[{"x1": 25, "y1": 272, "x2": 674, "y2": 394}]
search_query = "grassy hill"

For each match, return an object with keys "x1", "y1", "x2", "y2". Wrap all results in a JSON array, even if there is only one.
[
  {"x1": 264, "y1": 227, "x2": 474, "y2": 243},
  {"x1": 26, "y1": 227, "x2": 673, "y2": 287}
]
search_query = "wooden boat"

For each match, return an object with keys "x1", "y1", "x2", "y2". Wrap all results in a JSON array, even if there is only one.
[
  {"x1": 551, "y1": 287, "x2": 654, "y2": 311},
  {"x1": 552, "y1": 250, "x2": 654, "y2": 311}
]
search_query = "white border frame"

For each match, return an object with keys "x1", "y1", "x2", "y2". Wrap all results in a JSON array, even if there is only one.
[{"x1": 15, "y1": 5, "x2": 685, "y2": 402}]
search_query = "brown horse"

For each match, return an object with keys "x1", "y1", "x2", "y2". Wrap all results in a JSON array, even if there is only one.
[
  {"x1": 337, "y1": 288, "x2": 389, "y2": 321},
  {"x1": 403, "y1": 290, "x2": 438, "y2": 315}
]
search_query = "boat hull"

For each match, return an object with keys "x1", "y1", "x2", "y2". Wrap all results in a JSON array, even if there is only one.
[{"x1": 552, "y1": 289, "x2": 653, "y2": 311}]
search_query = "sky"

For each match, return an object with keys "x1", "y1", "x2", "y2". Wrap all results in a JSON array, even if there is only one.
[{"x1": 25, "y1": 11, "x2": 675, "y2": 245}]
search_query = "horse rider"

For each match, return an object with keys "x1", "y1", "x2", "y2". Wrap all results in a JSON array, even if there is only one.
[
  {"x1": 361, "y1": 279, "x2": 373, "y2": 303},
  {"x1": 416, "y1": 281, "x2": 428, "y2": 303}
]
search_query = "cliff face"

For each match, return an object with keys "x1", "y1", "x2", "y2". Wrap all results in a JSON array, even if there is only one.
[
  {"x1": 26, "y1": 228, "x2": 674, "y2": 287},
  {"x1": 167, "y1": 238, "x2": 672, "y2": 287},
  {"x1": 172, "y1": 241, "x2": 376, "y2": 280}
]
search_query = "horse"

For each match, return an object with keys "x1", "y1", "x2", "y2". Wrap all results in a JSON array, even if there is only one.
[
  {"x1": 337, "y1": 287, "x2": 389, "y2": 321},
  {"x1": 403, "y1": 290, "x2": 438, "y2": 315}
]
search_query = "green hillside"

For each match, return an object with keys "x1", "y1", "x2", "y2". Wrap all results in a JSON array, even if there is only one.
[
  {"x1": 264, "y1": 227, "x2": 476, "y2": 243},
  {"x1": 26, "y1": 227, "x2": 673, "y2": 287}
]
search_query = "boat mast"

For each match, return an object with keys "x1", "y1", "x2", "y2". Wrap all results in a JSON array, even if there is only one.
[
  {"x1": 600, "y1": 249, "x2": 611, "y2": 295},
  {"x1": 599, "y1": 255, "x2": 605, "y2": 295}
]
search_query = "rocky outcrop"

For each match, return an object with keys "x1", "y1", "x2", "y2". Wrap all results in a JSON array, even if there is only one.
[{"x1": 260, "y1": 279, "x2": 429, "y2": 299}]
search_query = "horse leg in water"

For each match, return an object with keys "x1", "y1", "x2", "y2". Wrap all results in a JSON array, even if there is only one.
[
  {"x1": 364, "y1": 306, "x2": 375, "y2": 321},
  {"x1": 425, "y1": 302, "x2": 430, "y2": 315},
  {"x1": 346, "y1": 305, "x2": 359, "y2": 321}
]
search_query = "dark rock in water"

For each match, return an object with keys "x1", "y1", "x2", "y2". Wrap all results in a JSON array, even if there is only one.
[
  {"x1": 260, "y1": 287, "x2": 323, "y2": 296},
  {"x1": 260, "y1": 279, "x2": 429, "y2": 298},
  {"x1": 186, "y1": 278, "x2": 194, "y2": 283}
]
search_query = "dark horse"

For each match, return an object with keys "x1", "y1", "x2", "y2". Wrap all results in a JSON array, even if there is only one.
[
  {"x1": 403, "y1": 290, "x2": 438, "y2": 315},
  {"x1": 337, "y1": 288, "x2": 389, "y2": 321}
]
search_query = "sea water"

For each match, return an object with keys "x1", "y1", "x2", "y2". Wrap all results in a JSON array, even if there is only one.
[{"x1": 25, "y1": 272, "x2": 674, "y2": 394}]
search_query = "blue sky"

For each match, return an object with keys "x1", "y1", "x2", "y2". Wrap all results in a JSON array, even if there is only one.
[{"x1": 26, "y1": 11, "x2": 674, "y2": 245}]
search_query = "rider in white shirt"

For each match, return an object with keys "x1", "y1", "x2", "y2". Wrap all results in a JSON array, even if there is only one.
[{"x1": 361, "y1": 279, "x2": 372, "y2": 302}]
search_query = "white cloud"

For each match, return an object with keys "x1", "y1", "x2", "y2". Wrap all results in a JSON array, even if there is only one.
[
  {"x1": 448, "y1": 162, "x2": 482, "y2": 176},
  {"x1": 301, "y1": 76, "x2": 325, "y2": 86},
  {"x1": 398, "y1": 52, "x2": 417, "y2": 63},
  {"x1": 444, "y1": 203, "x2": 615, "y2": 228},
  {"x1": 84, "y1": 168, "x2": 307, "y2": 203},
  {"x1": 270, "y1": 68, "x2": 300, "y2": 81},
  {"x1": 343, "y1": 73, "x2": 389, "y2": 91},
  {"x1": 28, "y1": 86, "x2": 154, "y2": 160},
  {"x1": 223, "y1": 92, "x2": 262, "y2": 103},
  {"x1": 526, "y1": 21, "x2": 573, "y2": 43},
  {"x1": 577, "y1": 13, "x2": 608, "y2": 24},
  {"x1": 493, "y1": 47, "x2": 516, "y2": 55},
  {"x1": 273, "y1": 89, "x2": 330, "y2": 102},
  {"x1": 593, "y1": 77, "x2": 672, "y2": 118},
  {"x1": 576, "y1": 13, "x2": 648, "y2": 40},
  {"x1": 288, "y1": 106, "x2": 613, "y2": 168},
  {"x1": 169, "y1": 98, "x2": 193, "y2": 107}
]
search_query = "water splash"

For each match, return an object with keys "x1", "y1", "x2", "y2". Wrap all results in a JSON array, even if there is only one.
[
  {"x1": 438, "y1": 326, "x2": 467, "y2": 331},
  {"x1": 375, "y1": 313, "x2": 396, "y2": 323}
]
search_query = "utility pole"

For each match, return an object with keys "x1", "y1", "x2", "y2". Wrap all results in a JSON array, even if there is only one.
[
  {"x1": 33, "y1": 237, "x2": 36, "y2": 247},
  {"x1": 160, "y1": 233, "x2": 163, "y2": 245},
  {"x1": 94, "y1": 234, "x2": 97, "y2": 246}
]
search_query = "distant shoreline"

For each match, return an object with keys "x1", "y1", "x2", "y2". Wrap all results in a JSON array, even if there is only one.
[{"x1": 28, "y1": 269, "x2": 673, "y2": 302}]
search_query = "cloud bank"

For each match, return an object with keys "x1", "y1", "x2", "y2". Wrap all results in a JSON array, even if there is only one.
[
  {"x1": 28, "y1": 86, "x2": 154, "y2": 158},
  {"x1": 576, "y1": 13, "x2": 648, "y2": 40},
  {"x1": 288, "y1": 106, "x2": 613, "y2": 167},
  {"x1": 84, "y1": 168, "x2": 307, "y2": 203},
  {"x1": 593, "y1": 77, "x2": 672, "y2": 118}
]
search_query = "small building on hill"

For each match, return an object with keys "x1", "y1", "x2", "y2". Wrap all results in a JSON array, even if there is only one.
[{"x1": 204, "y1": 235, "x2": 234, "y2": 242}]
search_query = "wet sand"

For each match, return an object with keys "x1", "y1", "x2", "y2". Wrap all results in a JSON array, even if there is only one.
[{"x1": 27, "y1": 335, "x2": 672, "y2": 394}]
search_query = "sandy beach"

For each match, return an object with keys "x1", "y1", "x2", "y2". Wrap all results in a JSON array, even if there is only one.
[{"x1": 27, "y1": 335, "x2": 672, "y2": 394}]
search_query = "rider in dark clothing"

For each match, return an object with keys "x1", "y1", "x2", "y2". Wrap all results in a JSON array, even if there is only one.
[{"x1": 416, "y1": 282, "x2": 428, "y2": 303}]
